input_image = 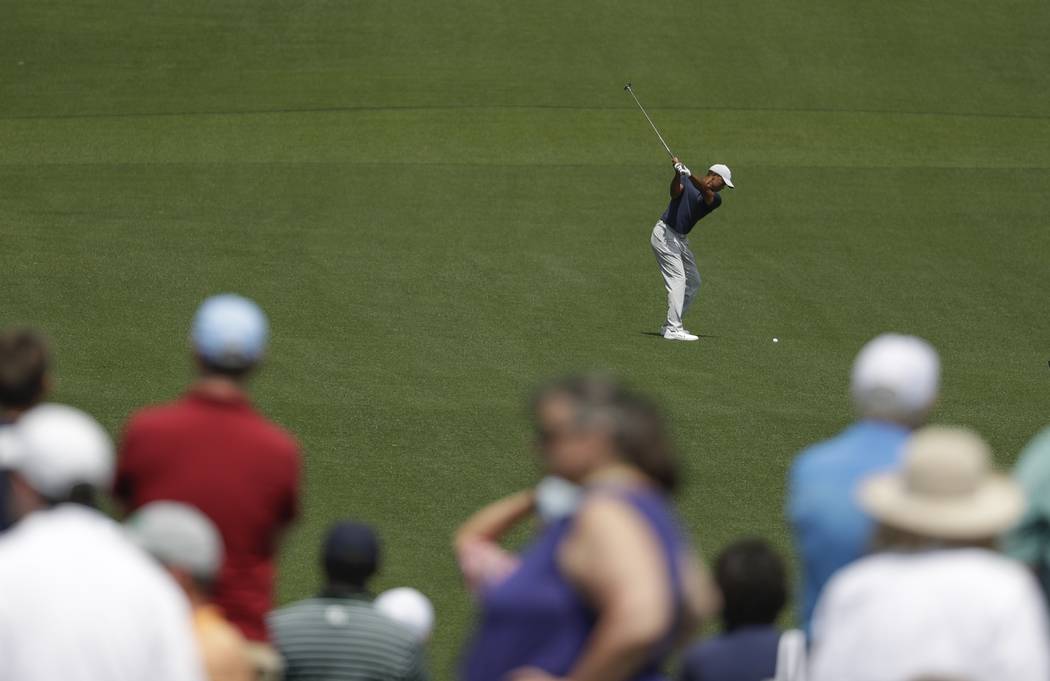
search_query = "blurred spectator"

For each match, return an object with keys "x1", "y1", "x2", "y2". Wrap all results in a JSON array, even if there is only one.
[
  {"x1": 268, "y1": 521, "x2": 429, "y2": 681},
  {"x1": 787, "y1": 333, "x2": 939, "y2": 630},
  {"x1": 1005, "y1": 427, "x2": 1050, "y2": 607},
  {"x1": 375, "y1": 587, "x2": 436, "y2": 643},
  {"x1": 456, "y1": 473, "x2": 583, "y2": 598},
  {"x1": 0, "y1": 327, "x2": 51, "y2": 532},
  {"x1": 115, "y1": 293, "x2": 300, "y2": 677},
  {"x1": 457, "y1": 375, "x2": 719, "y2": 681},
  {"x1": 0, "y1": 328, "x2": 50, "y2": 422},
  {"x1": 0, "y1": 403, "x2": 203, "y2": 681},
  {"x1": 680, "y1": 539, "x2": 805, "y2": 681},
  {"x1": 127, "y1": 501, "x2": 254, "y2": 681},
  {"x1": 809, "y1": 426, "x2": 1049, "y2": 681}
]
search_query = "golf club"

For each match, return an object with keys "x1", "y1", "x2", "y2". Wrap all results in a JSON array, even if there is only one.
[{"x1": 624, "y1": 82, "x2": 675, "y2": 160}]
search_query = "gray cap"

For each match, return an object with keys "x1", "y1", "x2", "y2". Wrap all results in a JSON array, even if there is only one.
[{"x1": 126, "y1": 501, "x2": 224, "y2": 581}]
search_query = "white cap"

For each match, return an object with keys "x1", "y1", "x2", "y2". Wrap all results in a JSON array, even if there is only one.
[
  {"x1": 3, "y1": 403, "x2": 114, "y2": 499},
  {"x1": 374, "y1": 587, "x2": 435, "y2": 642},
  {"x1": 708, "y1": 163, "x2": 734, "y2": 189},
  {"x1": 851, "y1": 334, "x2": 940, "y2": 422},
  {"x1": 126, "y1": 501, "x2": 224, "y2": 581},
  {"x1": 191, "y1": 294, "x2": 269, "y2": 369}
]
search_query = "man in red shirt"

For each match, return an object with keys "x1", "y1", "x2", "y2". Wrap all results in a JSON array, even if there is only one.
[{"x1": 116, "y1": 294, "x2": 300, "y2": 678}]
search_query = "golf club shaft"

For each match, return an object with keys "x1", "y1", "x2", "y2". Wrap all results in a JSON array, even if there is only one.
[{"x1": 625, "y1": 84, "x2": 675, "y2": 160}]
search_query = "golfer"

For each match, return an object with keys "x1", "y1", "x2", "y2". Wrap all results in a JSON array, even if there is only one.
[{"x1": 651, "y1": 159, "x2": 733, "y2": 341}]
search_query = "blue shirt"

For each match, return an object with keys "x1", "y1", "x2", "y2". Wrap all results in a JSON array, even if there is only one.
[
  {"x1": 660, "y1": 177, "x2": 721, "y2": 236},
  {"x1": 679, "y1": 626, "x2": 780, "y2": 681},
  {"x1": 786, "y1": 420, "x2": 910, "y2": 632}
]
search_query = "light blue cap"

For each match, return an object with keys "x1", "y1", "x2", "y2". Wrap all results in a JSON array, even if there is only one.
[{"x1": 191, "y1": 294, "x2": 269, "y2": 369}]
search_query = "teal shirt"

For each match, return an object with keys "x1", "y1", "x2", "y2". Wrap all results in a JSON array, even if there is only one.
[{"x1": 1005, "y1": 426, "x2": 1050, "y2": 604}]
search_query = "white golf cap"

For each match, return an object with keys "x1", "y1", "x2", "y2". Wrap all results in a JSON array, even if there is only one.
[
  {"x1": 126, "y1": 501, "x2": 224, "y2": 581},
  {"x1": 375, "y1": 587, "x2": 435, "y2": 642},
  {"x1": 191, "y1": 293, "x2": 269, "y2": 369},
  {"x1": 708, "y1": 163, "x2": 734, "y2": 189},
  {"x1": 3, "y1": 403, "x2": 114, "y2": 499},
  {"x1": 851, "y1": 333, "x2": 940, "y2": 422}
]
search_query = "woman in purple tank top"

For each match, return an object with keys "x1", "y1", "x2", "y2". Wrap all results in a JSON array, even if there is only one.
[{"x1": 456, "y1": 375, "x2": 719, "y2": 681}]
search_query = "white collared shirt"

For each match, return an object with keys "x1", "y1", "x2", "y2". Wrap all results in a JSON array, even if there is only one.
[
  {"x1": 0, "y1": 505, "x2": 204, "y2": 681},
  {"x1": 810, "y1": 548, "x2": 1050, "y2": 681}
]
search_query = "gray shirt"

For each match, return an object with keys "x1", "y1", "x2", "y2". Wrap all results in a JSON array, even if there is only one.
[{"x1": 268, "y1": 593, "x2": 429, "y2": 681}]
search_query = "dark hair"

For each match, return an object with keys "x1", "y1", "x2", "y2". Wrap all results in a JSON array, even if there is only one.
[
  {"x1": 322, "y1": 521, "x2": 380, "y2": 588},
  {"x1": 715, "y1": 538, "x2": 788, "y2": 631},
  {"x1": 532, "y1": 374, "x2": 679, "y2": 493},
  {"x1": 612, "y1": 392, "x2": 678, "y2": 493},
  {"x1": 37, "y1": 482, "x2": 101, "y2": 510},
  {"x1": 198, "y1": 357, "x2": 256, "y2": 381},
  {"x1": 0, "y1": 328, "x2": 50, "y2": 410}
]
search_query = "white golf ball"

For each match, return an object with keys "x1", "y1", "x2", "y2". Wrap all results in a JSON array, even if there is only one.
[{"x1": 773, "y1": 337, "x2": 779, "y2": 343}]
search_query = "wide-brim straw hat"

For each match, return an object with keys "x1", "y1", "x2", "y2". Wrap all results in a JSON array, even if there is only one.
[{"x1": 859, "y1": 426, "x2": 1024, "y2": 540}]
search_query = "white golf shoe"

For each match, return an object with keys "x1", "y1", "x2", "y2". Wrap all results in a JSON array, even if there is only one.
[{"x1": 663, "y1": 327, "x2": 699, "y2": 342}]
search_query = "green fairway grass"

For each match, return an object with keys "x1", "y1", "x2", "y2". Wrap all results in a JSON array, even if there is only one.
[{"x1": 3, "y1": 0, "x2": 1050, "y2": 676}]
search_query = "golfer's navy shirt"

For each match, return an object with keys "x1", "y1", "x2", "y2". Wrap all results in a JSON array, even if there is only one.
[{"x1": 661, "y1": 175, "x2": 721, "y2": 236}]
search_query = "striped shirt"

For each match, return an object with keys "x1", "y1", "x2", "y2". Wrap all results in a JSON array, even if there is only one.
[{"x1": 268, "y1": 593, "x2": 428, "y2": 681}]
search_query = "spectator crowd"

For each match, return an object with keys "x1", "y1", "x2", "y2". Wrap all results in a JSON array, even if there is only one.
[{"x1": 1, "y1": 297, "x2": 1050, "y2": 681}]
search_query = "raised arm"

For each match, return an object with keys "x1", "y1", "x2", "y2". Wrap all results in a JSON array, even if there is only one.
[
  {"x1": 453, "y1": 489, "x2": 536, "y2": 594},
  {"x1": 669, "y1": 157, "x2": 684, "y2": 198},
  {"x1": 453, "y1": 489, "x2": 536, "y2": 550}
]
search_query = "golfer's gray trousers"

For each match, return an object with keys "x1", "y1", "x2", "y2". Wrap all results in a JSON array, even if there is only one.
[{"x1": 650, "y1": 220, "x2": 701, "y2": 331}]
